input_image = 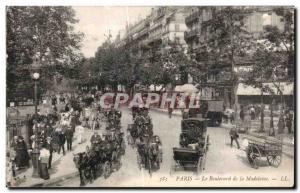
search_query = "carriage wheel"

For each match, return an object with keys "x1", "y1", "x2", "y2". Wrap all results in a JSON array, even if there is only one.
[
  {"x1": 206, "y1": 135, "x2": 210, "y2": 152},
  {"x1": 103, "y1": 161, "x2": 111, "y2": 179},
  {"x1": 246, "y1": 146, "x2": 261, "y2": 169},
  {"x1": 196, "y1": 157, "x2": 203, "y2": 175},
  {"x1": 267, "y1": 154, "x2": 282, "y2": 168}
]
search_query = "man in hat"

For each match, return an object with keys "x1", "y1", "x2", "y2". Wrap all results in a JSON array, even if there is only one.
[
  {"x1": 45, "y1": 137, "x2": 53, "y2": 169},
  {"x1": 90, "y1": 131, "x2": 102, "y2": 151},
  {"x1": 57, "y1": 126, "x2": 66, "y2": 155},
  {"x1": 65, "y1": 127, "x2": 74, "y2": 151},
  {"x1": 229, "y1": 126, "x2": 240, "y2": 149},
  {"x1": 39, "y1": 143, "x2": 50, "y2": 180}
]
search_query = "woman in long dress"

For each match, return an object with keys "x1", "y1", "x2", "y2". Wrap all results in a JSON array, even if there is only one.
[
  {"x1": 39, "y1": 143, "x2": 50, "y2": 180},
  {"x1": 76, "y1": 124, "x2": 85, "y2": 144},
  {"x1": 15, "y1": 136, "x2": 30, "y2": 169}
]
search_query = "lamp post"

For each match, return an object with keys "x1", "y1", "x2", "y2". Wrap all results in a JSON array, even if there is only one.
[
  {"x1": 33, "y1": 72, "x2": 40, "y2": 115},
  {"x1": 31, "y1": 71, "x2": 40, "y2": 177}
]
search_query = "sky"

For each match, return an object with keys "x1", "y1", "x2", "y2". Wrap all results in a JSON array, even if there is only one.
[{"x1": 73, "y1": 6, "x2": 152, "y2": 58}]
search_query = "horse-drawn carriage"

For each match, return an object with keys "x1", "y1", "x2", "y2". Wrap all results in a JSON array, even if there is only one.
[
  {"x1": 105, "y1": 109, "x2": 122, "y2": 130},
  {"x1": 74, "y1": 132, "x2": 125, "y2": 186},
  {"x1": 245, "y1": 134, "x2": 282, "y2": 169},
  {"x1": 127, "y1": 119, "x2": 153, "y2": 147},
  {"x1": 136, "y1": 135, "x2": 162, "y2": 176},
  {"x1": 171, "y1": 118, "x2": 210, "y2": 175}
]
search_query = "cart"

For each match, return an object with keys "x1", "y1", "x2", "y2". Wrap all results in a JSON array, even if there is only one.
[
  {"x1": 245, "y1": 135, "x2": 282, "y2": 169},
  {"x1": 171, "y1": 118, "x2": 210, "y2": 175}
]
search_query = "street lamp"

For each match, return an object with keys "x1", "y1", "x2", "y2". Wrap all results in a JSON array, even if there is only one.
[
  {"x1": 31, "y1": 71, "x2": 40, "y2": 177},
  {"x1": 32, "y1": 72, "x2": 40, "y2": 115}
]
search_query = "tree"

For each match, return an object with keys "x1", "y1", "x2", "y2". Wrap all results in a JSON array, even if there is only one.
[
  {"x1": 93, "y1": 38, "x2": 132, "y2": 92},
  {"x1": 6, "y1": 6, "x2": 83, "y2": 100},
  {"x1": 243, "y1": 7, "x2": 295, "y2": 133},
  {"x1": 196, "y1": 7, "x2": 253, "y2": 121},
  {"x1": 161, "y1": 40, "x2": 190, "y2": 87}
]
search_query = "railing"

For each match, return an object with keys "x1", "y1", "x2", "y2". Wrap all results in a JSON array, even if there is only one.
[
  {"x1": 185, "y1": 10, "x2": 201, "y2": 25},
  {"x1": 184, "y1": 28, "x2": 200, "y2": 41}
]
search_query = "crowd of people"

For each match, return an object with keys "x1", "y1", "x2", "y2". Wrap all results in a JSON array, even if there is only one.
[
  {"x1": 7, "y1": 91, "x2": 105, "y2": 185},
  {"x1": 239, "y1": 105, "x2": 294, "y2": 134}
]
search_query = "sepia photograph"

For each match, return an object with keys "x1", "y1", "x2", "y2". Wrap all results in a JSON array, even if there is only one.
[{"x1": 5, "y1": 5, "x2": 295, "y2": 188}]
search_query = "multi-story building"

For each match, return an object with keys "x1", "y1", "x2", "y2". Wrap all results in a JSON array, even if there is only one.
[
  {"x1": 184, "y1": 6, "x2": 290, "y2": 108},
  {"x1": 115, "y1": 7, "x2": 189, "y2": 84}
]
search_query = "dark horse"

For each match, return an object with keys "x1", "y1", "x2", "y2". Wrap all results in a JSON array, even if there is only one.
[{"x1": 73, "y1": 151, "x2": 98, "y2": 186}]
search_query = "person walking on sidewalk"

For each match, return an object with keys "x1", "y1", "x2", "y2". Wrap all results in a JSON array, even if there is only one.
[
  {"x1": 229, "y1": 126, "x2": 240, "y2": 149},
  {"x1": 39, "y1": 143, "x2": 50, "y2": 180},
  {"x1": 285, "y1": 110, "x2": 293, "y2": 134},
  {"x1": 45, "y1": 137, "x2": 53, "y2": 169},
  {"x1": 65, "y1": 127, "x2": 74, "y2": 151},
  {"x1": 239, "y1": 106, "x2": 245, "y2": 122},
  {"x1": 76, "y1": 124, "x2": 85, "y2": 144},
  {"x1": 278, "y1": 112, "x2": 285, "y2": 134},
  {"x1": 57, "y1": 126, "x2": 66, "y2": 155}
]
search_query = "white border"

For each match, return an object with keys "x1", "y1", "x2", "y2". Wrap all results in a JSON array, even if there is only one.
[{"x1": 0, "y1": 1, "x2": 299, "y2": 193}]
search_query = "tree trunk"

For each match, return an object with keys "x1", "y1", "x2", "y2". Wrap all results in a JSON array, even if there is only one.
[
  {"x1": 269, "y1": 97, "x2": 275, "y2": 136},
  {"x1": 259, "y1": 87, "x2": 265, "y2": 132}
]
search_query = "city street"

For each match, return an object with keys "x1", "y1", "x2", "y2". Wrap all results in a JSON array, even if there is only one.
[{"x1": 50, "y1": 108, "x2": 294, "y2": 187}]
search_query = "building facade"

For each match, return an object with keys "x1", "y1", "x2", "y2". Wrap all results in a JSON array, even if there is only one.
[{"x1": 183, "y1": 6, "x2": 289, "y2": 108}]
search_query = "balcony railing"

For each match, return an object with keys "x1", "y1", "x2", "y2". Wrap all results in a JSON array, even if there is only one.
[
  {"x1": 184, "y1": 28, "x2": 200, "y2": 41},
  {"x1": 185, "y1": 10, "x2": 201, "y2": 25}
]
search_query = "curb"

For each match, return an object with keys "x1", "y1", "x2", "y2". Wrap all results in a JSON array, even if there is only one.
[
  {"x1": 151, "y1": 108, "x2": 182, "y2": 117},
  {"x1": 220, "y1": 124, "x2": 294, "y2": 148},
  {"x1": 31, "y1": 171, "x2": 79, "y2": 187}
]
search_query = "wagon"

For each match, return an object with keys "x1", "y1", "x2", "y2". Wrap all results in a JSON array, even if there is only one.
[
  {"x1": 171, "y1": 118, "x2": 210, "y2": 175},
  {"x1": 245, "y1": 135, "x2": 282, "y2": 169}
]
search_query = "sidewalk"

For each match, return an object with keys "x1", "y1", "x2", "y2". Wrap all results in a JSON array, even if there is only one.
[
  {"x1": 221, "y1": 122, "x2": 294, "y2": 147},
  {"x1": 152, "y1": 108, "x2": 182, "y2": 116},
  {"x1": 14, "y1": 128, "x2": 95, "y2": 187}
]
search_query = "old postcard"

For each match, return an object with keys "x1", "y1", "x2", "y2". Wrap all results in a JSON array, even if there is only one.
[{"x1": 6, "y1": 6, "x2": 295, "y2": 188}]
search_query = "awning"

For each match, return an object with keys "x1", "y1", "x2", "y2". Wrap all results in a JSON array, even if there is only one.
[
  {"x1": 174, "y1": 84, "x2": 198, "y2": 94},
  {"x1": 149, "y1": 84, "x2": 165, "y2": 91},
  {"x1": 237, "y1": 82, "x2": 294, "y2": 96}
]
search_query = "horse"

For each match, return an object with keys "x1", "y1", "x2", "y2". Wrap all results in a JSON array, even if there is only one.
[{"x1": 73, "y1": 151, "x2": 98, "y2": 186}]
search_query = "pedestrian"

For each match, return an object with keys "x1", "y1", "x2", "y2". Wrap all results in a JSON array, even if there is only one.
[
  {"x1": 57, "y1": 126, "x2": 66, "y2": 155},
  {"x1": 51, "y1": 95, "x2": 57, "y2": 106},
  {"x1": 250, "y1": 106, "x2": 255, "y2": 120},
  {"x1": 70, "y1": 113, "x2": 77, "y2": 133},
  {"x1": 285, "y1": 110, "x2": 293, "y2": 134},
  {"x1": 39, "y1": 143, "x2": 50, "y2": 180},
  {"x1": 15, "y1": 136, "x2": 30, "y2": 169},
  {"x1": 229, "y1": 126, "x2": 240, "y2": 149},
  {"x1": 230, "y1": 111, "x2": 235, "y2": 124},
  {"x1": 239, "y1": 106, "x2": 245, "y2": 122},
  {"x1": 244, "y1": 111, "x2": 251, "y2": 132},
  {"x1": 65, "y1": 127, "x2": 73, "y2": 151},
  {"x1": 167, "y1": 101, "x2": 173, "y2": 118},
  {"x1": 90, "y1": 131, "x2": 102, "y2": 151},
  {"x1": 65, "y1": 103, "x2": 70, "y2": 112},
  {"x1": 45, "y1": 137, "x2": 53, "y2": 169},
  {"x1": 277, "y1": 112, "x2": 285, "y2": 134},
  {"x1": 76, "y1": 124, "x2": 85, "y2": 144}
]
